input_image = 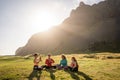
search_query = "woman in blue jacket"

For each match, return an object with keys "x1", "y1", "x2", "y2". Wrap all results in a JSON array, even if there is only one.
[{"x1": 57, "y1": 55, "x2": 68, "y2": 70}]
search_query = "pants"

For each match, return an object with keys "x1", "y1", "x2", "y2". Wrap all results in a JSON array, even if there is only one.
[
  {"x1": 68, "y1": 66, "x2": 78, "y2": 72},
  {"x1": 56, "y1": 65, "x2": 68, "y2": 70},
  {"x1": 33, "y1": 65, "x2": 42, "y2": 70},
  {"x1": 42, "y1": 65, "x2": 56, "y2": 69}
]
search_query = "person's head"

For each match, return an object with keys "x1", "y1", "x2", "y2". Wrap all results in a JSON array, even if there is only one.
[
  {"x1": 71, "y1": 57, "x2": 77, "y2": 62},
  {"x1": 61, "y1": 55, "x2": 66, "y2": 60},
  {"x1": 33, "y1": 54, "x2": 38, "y2": 58},
  {"x1": 48, "y1": 54, "x2": 51, "y2": 59}
]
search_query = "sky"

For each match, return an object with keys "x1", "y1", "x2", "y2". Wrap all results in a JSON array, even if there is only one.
[{"x1": 0, "y1": 0, "x2": 104, "y2": 55}]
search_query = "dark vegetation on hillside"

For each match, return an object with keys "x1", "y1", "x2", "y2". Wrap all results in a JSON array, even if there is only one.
[{"x1": 16, "y1": 0, "x2": 120, "y2": 56}]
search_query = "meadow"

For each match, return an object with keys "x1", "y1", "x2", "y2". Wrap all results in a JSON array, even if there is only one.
[{"x1": 0, "y1": 53, "x2": 120, "y2": 80}]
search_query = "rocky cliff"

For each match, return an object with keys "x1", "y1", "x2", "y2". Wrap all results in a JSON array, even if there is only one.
[{"x1": 16, "y1": 0, "x2": 120, "y2": 56}]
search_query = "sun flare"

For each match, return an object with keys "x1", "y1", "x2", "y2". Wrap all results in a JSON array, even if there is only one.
[{"x1": 30, "y1": 11, "x2": 60, "y2": 32}]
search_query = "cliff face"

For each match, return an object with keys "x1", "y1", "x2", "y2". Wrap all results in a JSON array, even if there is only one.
[{"x1": 16, "y1": 0, "x2": 120, "y2": 56}]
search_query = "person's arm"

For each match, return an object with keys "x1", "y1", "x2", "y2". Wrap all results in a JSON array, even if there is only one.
[
  {"x1": 60, "y1": 60, "x2": 62, "y2": 66},
  {"x1": 73, "y1": 62, "x2": 77, "y2": 68},
  {"x1": 51, "y1": 59, "x2": 55, "y2": 63},
  {"x1": 34, "y1": 58, "x2": 39, "y2": 63},
  {"x1": 45, "y1": 59, "x2": 48, "y2": 65},
  {"x1": 65, "y1": 59, "x2": 68, "y2": 66},
  {"x1": 39, "y1": 56, "x2": 42, "y2": 62}
]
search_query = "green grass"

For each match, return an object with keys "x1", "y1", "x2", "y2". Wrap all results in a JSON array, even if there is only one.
[{"x1": 0, "y1": 53, "x2": 120, "y2": 80}]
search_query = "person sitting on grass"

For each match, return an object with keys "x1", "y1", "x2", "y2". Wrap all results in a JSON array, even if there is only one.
[
  {"x1": 68, "y1": 57, "x2": 79, "y2": 72},
  {"x1": 33, "y1": 54, "x2": 42, "y2": 70},
  {"x1": 42, "y1": 54, "x2": 56, "y2": 69},
  {"x1": 57, "y1": 55, "x2": 68, "y2": 70}
]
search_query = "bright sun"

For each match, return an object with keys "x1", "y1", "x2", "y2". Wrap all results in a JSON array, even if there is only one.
[{"x1": 30, "y1": 11, "x2": 60, "y2": 32}]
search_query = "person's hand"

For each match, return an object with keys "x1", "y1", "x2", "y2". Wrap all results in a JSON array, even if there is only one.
[{"x1": 39, "y1": 56, "x2": 42, "y2": 61}]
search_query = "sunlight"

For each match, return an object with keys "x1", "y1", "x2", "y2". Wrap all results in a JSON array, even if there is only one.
[{"x1": 30, "y1": 11, "x2": 60, "y2": 32}]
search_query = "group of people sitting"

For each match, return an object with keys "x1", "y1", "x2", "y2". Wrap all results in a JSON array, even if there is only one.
[{"x1": 33, "y1": 54, "x2": 79, "y2": 72}]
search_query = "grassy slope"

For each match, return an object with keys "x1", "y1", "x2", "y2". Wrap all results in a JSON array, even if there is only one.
[{"x1": 0, "y1": 53, "x2": 120, "y2": 80}]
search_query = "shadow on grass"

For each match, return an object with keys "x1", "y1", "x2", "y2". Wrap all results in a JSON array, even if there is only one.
[
  {"x1": 46, "y1": 69, "x2": 56, "y2": 80},
  {"x1": 65, "y1": 70, "x2": 80, "y2": 80},
  {"x1": 65, "y1": 70, "x2": 92, "y2": 80},
  {"x1": 77, "y1": 71, "x2": 92, "y2": 80},
  {"x1": 28, "y1": 70, "x2": 42, "y2": 80}
]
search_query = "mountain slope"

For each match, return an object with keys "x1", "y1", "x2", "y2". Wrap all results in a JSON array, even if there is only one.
[{"x1": 16, "y1": 0, "x2": 120, "y2": 56}]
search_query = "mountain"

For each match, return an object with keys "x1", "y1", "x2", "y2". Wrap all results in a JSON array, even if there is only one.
[{"x1": 16, "y1": 0, "x2": 120, "y2": 56}]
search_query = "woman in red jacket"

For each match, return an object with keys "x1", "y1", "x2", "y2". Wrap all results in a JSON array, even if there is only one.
[{"x1": 42, "y1": 54, "x2": 56, "y2": 69}]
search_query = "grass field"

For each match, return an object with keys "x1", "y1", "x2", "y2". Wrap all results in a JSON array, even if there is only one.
[{"x1": 0, "y1": 53, "x2": 120, "y2": 80}]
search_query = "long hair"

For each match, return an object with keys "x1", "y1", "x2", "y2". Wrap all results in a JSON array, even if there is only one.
[
  {"x1": 72, "y1": 57, "x2": 79, "y2": 67},
  {"x1": 62, "y1": 55, "x2": 66, "y2": 60}
]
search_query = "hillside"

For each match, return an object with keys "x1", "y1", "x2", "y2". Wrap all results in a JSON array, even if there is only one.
[
  {"x1": 16, "y1": 0, "x2": 120, "y2": 56},
  {"x1": 0, "y1": 53, "x2": 120, "y2": 80}
]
